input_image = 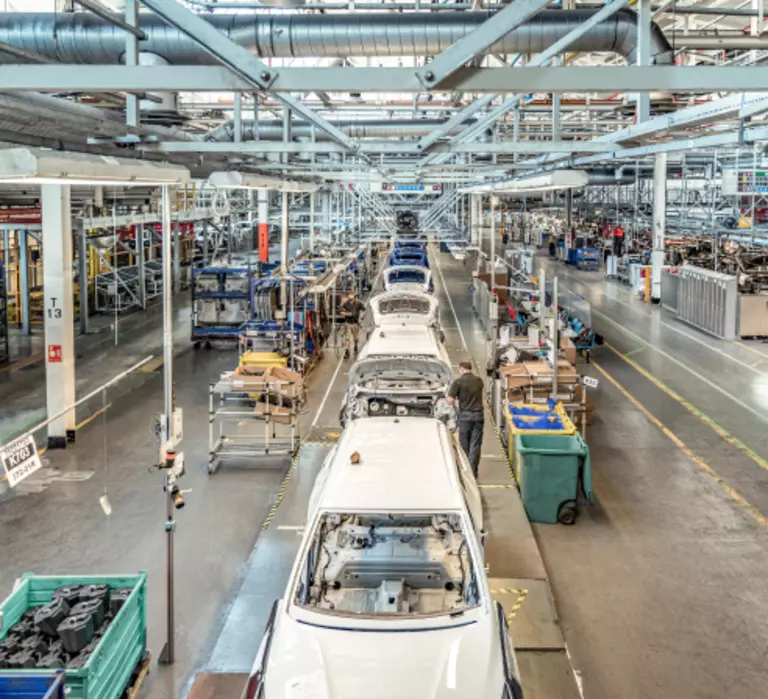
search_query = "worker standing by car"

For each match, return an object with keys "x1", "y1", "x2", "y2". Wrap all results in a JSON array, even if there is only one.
[
  {"x1": 340, "y1": 291, "x2": 365, "y2": 358},
  {"x1": 446, "y1": 361, "x2": 485, "y2": 477}
]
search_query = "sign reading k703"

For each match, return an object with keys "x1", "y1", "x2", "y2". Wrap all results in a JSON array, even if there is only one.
[{"x1": 1, "y1": 435, "x2": 43, "y2": 488}]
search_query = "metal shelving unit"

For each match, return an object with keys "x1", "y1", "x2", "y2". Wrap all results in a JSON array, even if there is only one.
[
  {"x1": 208, "y1": 373, "x2": 302, "y2": 474},
  {"x1": 191, "y1": 264, "x2": 253, "y2": 346}
]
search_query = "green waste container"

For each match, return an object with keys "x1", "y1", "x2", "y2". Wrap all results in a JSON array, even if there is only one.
[{"x1": 513, "y1": 433, "x2": 594, "y2": 525}]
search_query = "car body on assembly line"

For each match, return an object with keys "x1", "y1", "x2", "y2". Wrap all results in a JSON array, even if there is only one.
[
  {"x1": 244, "y1": 418, "x2": 523, "y2": 699},
  {"x1": 383, "y1": 265, "x2": 434, "y2": 294},
  {"x1": 341, "y1": 321, "x2": 453, "y2": 426}
]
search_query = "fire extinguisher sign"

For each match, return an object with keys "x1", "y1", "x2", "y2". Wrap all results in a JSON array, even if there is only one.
[
  {"x1": 48, "y1": 345, "x2": 62, "y2": 363},
  {"x1": 1, "y1": 435, "x2": 43, "y2": 488}
]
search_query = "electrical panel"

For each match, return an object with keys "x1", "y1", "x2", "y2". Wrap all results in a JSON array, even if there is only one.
[{"x1": 722, "y1": 169, "x2": 768, "y2": 195}]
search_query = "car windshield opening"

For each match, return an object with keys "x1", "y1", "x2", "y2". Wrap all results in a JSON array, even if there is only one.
[{"x1": 295, "y1": 513, "x2": 480, "y2": 619}]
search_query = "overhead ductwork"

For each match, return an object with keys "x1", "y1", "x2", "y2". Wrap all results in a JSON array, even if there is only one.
[
  {"x1": 206, "y1": 118, "x2": 486, "y2": 142},
  {"x1": 0, "y1": 9, "x2": 673, "y2": 65}
]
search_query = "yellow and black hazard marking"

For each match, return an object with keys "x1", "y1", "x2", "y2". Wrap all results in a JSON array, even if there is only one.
[
  {"x1": 262, "y1": 445, "x2": 303, "y2": 531},
  {"x1": 481, "y1": 393, "x2": 517, "y2": 483},
  {"x1": 491, "y1": 587, "x2": 529, "y2": 623}
]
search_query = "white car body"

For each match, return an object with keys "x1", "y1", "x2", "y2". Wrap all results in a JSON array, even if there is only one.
[
  {"x1": 341, "y1": 322, "x2": 454, "y2": 426},
  {"x1": 245, "y1": 419, "x2": 523, "y2": 699},
  {"x1": 368, "y1": 289, "x2": 440, "y2": 330},
  {"x1": 383, "y1": 265, "x2": 433, "y2": 294}
]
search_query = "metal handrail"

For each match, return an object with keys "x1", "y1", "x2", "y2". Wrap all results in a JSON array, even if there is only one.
[{"x1": 0, "y1": 354, "x2": 155, "y2": 453}]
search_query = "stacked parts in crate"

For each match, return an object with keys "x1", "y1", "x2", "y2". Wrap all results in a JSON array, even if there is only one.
[
  {"x1": 192, "y1": 265, "x2": 252, "y2": 345},
  {"x1": 0, "y1": 573, "x2": 147, "y2": 699}
]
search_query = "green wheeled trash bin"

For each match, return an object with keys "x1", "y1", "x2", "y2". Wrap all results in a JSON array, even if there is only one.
[{"x1": 513, "y1": 433, "x2": 594, "y2": 525}]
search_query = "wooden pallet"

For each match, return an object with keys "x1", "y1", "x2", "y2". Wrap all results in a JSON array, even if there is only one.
[{"x1": 123, "y1": 651, "x2": 151, "y2": 699}]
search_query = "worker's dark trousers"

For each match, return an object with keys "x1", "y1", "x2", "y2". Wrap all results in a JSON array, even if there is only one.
[{"x1": 459, "y1": 412, "x2": 484, "y2": 478}]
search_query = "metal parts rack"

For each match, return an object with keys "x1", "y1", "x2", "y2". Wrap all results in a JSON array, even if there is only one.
[
  {"x1": 208, "y1": 369, "x2": 302, "y2": 474},
  {"x1": 191, "y1": 264, "x2": 253, "y2": 347}
]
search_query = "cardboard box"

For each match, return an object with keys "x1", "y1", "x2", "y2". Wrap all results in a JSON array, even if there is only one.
[{"x1": 561, "y1": 336, "x2": 577, "y2": 365}]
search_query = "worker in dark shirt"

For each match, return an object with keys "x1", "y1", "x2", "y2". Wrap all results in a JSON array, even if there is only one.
[
  {"x1": 339, "y1": 291, "x2": 366, "y2": 358},
  {"x1": 446, "y1": 360, "x2": 485, "y2": 477}
]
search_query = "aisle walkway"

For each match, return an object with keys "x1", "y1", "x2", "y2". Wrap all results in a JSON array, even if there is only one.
[{"x1": 529, "y1": 255, "x2": 768, "y2": 699}]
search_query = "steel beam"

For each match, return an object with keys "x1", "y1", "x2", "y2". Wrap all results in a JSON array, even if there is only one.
[
  {"x1": 7, "y1": 64, "x2": 768, "y2": 93},
  {"x1": 418, "y1": 0, "x2": 630, "y2": 161},
  {"x1": 139, "y1": 0, "x2": 358, "y2": 152},
  {"x1": 74, "y1": 0, "x2": 147, "y2": 39},
  {"x1": 149, "y1": 139, "x2": 616, "y2": 154},
  {"x1": 414, "y1": 0, "x2": 549, "y2": 89},
  {"x1": 444, "y1": 0, "x2": 631, "y2": 144}
]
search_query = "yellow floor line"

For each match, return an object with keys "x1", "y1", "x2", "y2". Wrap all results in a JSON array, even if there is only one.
[
  {"x1": 0, "y1": 353, "x2": 44, "y2": 373},
  {"x1": 593, "y1": 360, "x2": 768, "y2": 529},
  {"x1": 606, "y1": 342, "x2": 768, "y2": 475},
  {"x1": 76, "y1": 403, "x2": 113, "y2": 430},
  {"x1": 734, "y1": 340, "x2": 768, "y2": 361}
]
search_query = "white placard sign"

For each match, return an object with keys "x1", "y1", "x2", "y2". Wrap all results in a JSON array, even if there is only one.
[
  {"x1": 583, "y1": 376, "x2": 600, "y2": 389},
  {"x1": 1, "y1": 435, "x2": 43, "y2": 488}
]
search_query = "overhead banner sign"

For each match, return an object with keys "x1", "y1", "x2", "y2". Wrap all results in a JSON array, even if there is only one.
[{"x1": 1, "y1": 435, "x2": 43, "y2": 488}]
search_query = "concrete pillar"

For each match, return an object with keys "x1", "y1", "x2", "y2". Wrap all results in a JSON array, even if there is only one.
[
  {"x1": 651, "y1": 153, "x2": 667, "y2": 301},
  {"x1": 41, "y1": 184, "x2": 76, "y2": 448},
  {"x1": 258, "y1": 189, "x2": 269, "y2": 263}
]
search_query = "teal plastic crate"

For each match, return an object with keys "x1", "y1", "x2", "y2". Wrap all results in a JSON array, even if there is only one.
[
  {"x1": 513, "y1": 434, "x2": 594, "y2": 524},
  {"x1": 0, "y1": 573, "x2": 147, "y2": 699}
]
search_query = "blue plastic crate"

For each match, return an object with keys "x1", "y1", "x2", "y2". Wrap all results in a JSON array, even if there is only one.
[
  {"x1": 0, "y1": 574, "x2": 146, "y2": 699},
  {"x1": 0, "y1": 672, "x2": 65, "y2": 699}
]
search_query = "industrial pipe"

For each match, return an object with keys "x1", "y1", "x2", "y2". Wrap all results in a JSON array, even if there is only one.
[{"x1": 0, "y1": 9, "x2": 673, "y2": 65}]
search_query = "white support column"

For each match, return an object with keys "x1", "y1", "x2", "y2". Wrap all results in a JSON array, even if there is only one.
[
  {"x1": 470, "y1": 193, "x2": 481, "y2": 247},
  {"x1": 651, "y1": 152, "x2": 667, "y2": 301},
  {"x1": 490, "y1": 195, "x2": 497, "y2": 291},
  {"x1": 280, "y1": 191, "x2": 289, "y2": 313},
  {"x1": 42, "y1": 184, "x2": 76, "y2": 448},
  {"x1": 309, "y1": 191, "x2": 316, "y2": 253}
]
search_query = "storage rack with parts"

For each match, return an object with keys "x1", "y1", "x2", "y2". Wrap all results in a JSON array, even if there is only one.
[
  {"x1": 208, "y1": 371, "x2": 303, "y2": 474},
  {"x1": 191, "y1": 264, "x2": 254, "y2": 347}
]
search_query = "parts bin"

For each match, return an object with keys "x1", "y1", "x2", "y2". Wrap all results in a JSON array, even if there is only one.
[
  {"x1": 513, "y1": 433, "x2": 593, "y2": 524},
  {"x1": 0, "y1": 574, "x2": 146, "y2": 699}
]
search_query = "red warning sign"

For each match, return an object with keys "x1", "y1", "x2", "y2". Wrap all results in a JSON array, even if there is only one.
[{"x1": 48, "y1": 344, "x2": 62, "y2": 363}]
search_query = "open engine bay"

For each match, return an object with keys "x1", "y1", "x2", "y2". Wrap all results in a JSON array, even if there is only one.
[
  {"x1": 377, "y1": 295, "x2": 432, "y2": 317},
  {"x1": 294, "y1": 513, "x2": 480, "y2": 618},
  {"x1": 343, "y1": 356, "x2": 455, "y2": 427}
]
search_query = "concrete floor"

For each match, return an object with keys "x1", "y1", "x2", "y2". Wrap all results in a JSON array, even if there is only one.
[
  {"x1": 534, "y1": 257, "x2": 768, "y2": 699},
  {"x1": 2, "y1": 250, "x2": 768, "y2": 699}
]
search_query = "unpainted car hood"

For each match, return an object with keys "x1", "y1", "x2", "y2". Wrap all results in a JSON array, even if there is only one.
[
  {"x1": 349, "y1": 356, "x2": 451, "y2": 386},
  {"x1": 264, "y1": 613, "x2": 504, "y2": 699}
]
